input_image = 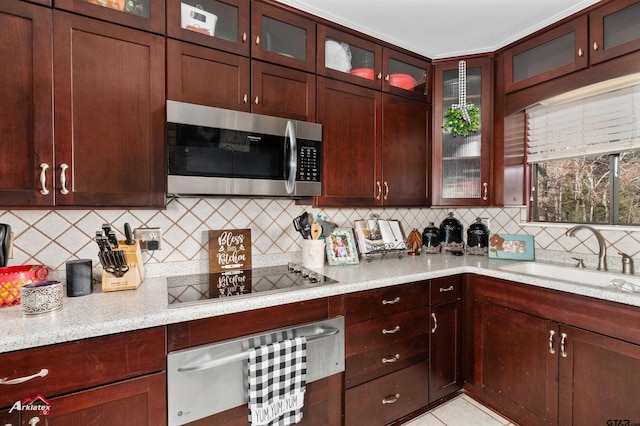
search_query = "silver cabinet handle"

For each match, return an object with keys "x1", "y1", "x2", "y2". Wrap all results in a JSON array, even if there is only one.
[
  {"x1": 548, "y1": 330, "x2": 556, "y2": 354},
  {"x1": 382, "y1": 326, "x2": 400, "y2": 334},
  {"x1": 382, "y1": 394, "x2": 400, "y2": 404},
  {"x1": 243, "y1": 94, "x2": 248, "y2": 103},
  {"x1": 431, "y1": 313, "x2": 438, "y2": 333},
  {"x1": 560, "y1": 332, "x2": 568, "y2": 358},
  {"x1": 482, "y1": 182, "x2": 488, "y2": 200},
  {"x1": 242, "y1": 32, "x2": 247, "y2": 42},
  {"x1": 255, "y1": 35, "x2": 260, "y2": 45},
  {"x1": 383, "y1": 181, "x2": 389, "y2": 200},
  {"x1": 377, "y1": 72, "x2": 382, "y2": 80},
  {"x1": 0, "y1": 368, "x2": 48, "y2": 385},
  {"x1": 60, "y1": 163, "x2": 69, "y2": 195},
  {"x1": 382, "y1": 297, "x2": 400, "y2": 305},
  {"x1": 28, "y1": 417, "x2": 41, "y2": 426},
  {"x1": 384, "y1": 74, "x2": 390, "y2": 82},
  {"x1": 382, "y1": 354, "x2": 400, "y2": 363},
  {"x1": 578, "y1": 48, "x2": 584, "y2": 57},
  {"x1": 439, "y1": 285, "x2": 454, "y2": 292},
  {"x1": 593, "y1": 42, "x2": 599, "y2": 51},
  {"x1": 39, "y1": 163, "x2": 50, "y2": 195},
  {"x1": 376, "y1": 181, "x2": 382, "y2": 200},
  {"x1": 254, "y1": 96, "x2": 259, "y2": 105}
]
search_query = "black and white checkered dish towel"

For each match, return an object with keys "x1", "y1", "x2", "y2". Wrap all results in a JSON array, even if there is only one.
[{"x1": 247, "y1": 336, "x2": 308, "y2": 426}]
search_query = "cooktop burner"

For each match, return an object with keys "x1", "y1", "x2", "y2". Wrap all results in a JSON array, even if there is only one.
[{"x1": 167, "y1": 264, "x2": 338, "y2": 307}]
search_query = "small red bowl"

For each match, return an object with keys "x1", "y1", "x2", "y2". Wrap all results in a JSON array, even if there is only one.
[
  {"x1": 350, "y1": 68, "x2": 375, "y2": 80},
  {"x1": 389, "y1": 73, "x2": 417, "y2": 90}
]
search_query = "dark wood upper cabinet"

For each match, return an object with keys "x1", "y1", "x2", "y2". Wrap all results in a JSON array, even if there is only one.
[
  {"x1": 54, "y1": 0, "x2": 165, "y2": 35},
  {"x1": 53, "y1": 11, "x2": 166, "y2": 207},
  {"x1": 504, "y1": 16, "x2": 588, "y2": 93},
  {"x1": 166, "y1": 0, "x2": 250, "y2": 56},
  {"x1": 589, "y1": 0, "x2": 640, "y2": 64},
  {"x1": 383, "y1": 48, "x2": 431, "y2": 103},
  {"x1": 0, "y1": 1, "x2": 53, "y2": 207},
  {"x1": 167, "y1": 38, "x2": 251, "y2": 112},
  {"x1": 250, "y1": 1, "x2": 316, "y2": 73}
]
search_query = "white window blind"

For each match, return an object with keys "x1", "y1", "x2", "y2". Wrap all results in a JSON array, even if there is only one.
[{"x1": 527, "y1": 84, "x2": 640, "y2": 163}]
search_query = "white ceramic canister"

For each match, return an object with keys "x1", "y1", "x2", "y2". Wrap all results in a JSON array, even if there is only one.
[{"x1": 302, "y1": 239, "x2": 326, "y2": 269}]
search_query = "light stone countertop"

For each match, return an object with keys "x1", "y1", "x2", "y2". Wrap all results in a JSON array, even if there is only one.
[{"x1": 1, "y1": 254, "x2": 639, "y2": 354}]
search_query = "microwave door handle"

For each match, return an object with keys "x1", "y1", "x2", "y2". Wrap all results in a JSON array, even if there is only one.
[{"x1": 284, "y1": 120, "x2": 297, "y2": 194}]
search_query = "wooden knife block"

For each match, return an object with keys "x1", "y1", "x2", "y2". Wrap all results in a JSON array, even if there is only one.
[{"x1": 101, "y1": 240, "x2": 145, "y2": 292}]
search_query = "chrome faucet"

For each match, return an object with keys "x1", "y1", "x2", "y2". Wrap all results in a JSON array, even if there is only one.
[{"x1": 566, "y1": 225, "x2": 608, "y2": 272}]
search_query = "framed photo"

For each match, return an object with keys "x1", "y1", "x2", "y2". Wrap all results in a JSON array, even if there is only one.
[
  {"x1": 326, "y1": 228, "x2": 359, "y2": 265},
  {"x1": 489, "y1": 234, "x2": 535, "y2": 261}
]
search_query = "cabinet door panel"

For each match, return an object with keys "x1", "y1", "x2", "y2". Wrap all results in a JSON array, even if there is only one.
[
  {"x1": 589, "y1": 0, "x2": 640, "y2": 64},
  {"x1": 429, "y1": 300, "x2": 462, "y2": 402},
  {"x1": 0, "y1": 2, "x2": 53, "y2": 207},
  {"x1": 382, "y1": 94, "x2": 428, "y2": 206},
  {"x1": 559, "y1": 326, "x2": 640, "y2": 425},
  {"x1": 53, "y1": 11, "x2": 165, "y2": 207},
  {"x1": 316, "y1": 77, "x2": 381, "y2": 207},
  {"x1": 40, "y1": 373, "x2": 166, "y2": 426},
  {"x1": 476, "y1": 302, "x2": 558, "y2": 425},
  {"x1": 252, "y1": 61, "x2": 316, "y2": 122},
  {"x1": 167, "y1": 39, "x2": 250, "y2": 111}
]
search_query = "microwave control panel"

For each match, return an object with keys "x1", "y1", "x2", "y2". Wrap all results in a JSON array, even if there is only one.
[{"x1": 297, "y1": 144, "x2": 321, "y2": 182}]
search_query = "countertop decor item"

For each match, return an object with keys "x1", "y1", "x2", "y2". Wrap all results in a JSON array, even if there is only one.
[
  {"x1": 467, "y1": 218, "x2": 489, "y2": 256},
  {"x1": 326, "y1": 228, "x2": 359, "y2": 266},
  {"x1": 442, "y1": 60, "x2": 480, "y2": 137},
  {"x1": 0, "y1": 265, "x2": 49, "y2": 307},
  {"x1": 406, "y1": 229, "x2": 423, "y2": 255},
  {"x1": 489, "y1": 234, "x2": 535, "y2": 260},
  {"x1": 21, "y1": 280, "x2": 62, "y2": 315}
]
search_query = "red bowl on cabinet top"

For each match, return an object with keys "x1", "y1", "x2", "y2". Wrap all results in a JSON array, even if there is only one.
[
  {"x1": 389, "y1": 73, "x2": 417, "y2": 90},
  {"x1": 350, "y1": 68, "x2": 375, "y2": 80}
]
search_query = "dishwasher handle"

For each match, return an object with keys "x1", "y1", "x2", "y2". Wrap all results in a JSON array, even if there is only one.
[{"x1": 177, "y1": 326, "x2": 340, "y2": 373}]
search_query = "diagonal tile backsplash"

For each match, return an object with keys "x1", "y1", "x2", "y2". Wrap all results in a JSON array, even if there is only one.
[{"x1": 1, "y1": 199, "x2": 639, "y2": 279}]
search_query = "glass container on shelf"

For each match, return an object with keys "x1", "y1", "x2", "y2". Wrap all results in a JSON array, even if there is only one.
[{"x1": 441, "y1": 66, "x2": 482, "y2": 199}]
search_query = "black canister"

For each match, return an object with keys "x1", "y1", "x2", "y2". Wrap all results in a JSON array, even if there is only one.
[
  {"x1": 439, "y1": 212, "x2": 464, "y2": 254},
  {"x1": 467, "y1": 217, "x2": 489, "y2": 255},
  {"x1": 422, "y1": 222, "x2": 440, "y2": 254}
]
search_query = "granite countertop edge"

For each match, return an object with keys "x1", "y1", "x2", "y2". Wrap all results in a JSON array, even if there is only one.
[{"x1": 2, "y1": 255, "x2": 639, "y2": 353}]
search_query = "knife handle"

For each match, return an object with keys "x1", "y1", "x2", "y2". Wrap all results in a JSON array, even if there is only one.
[{"x1": 124, "y1": 223, "x2": 135, "y2": 245}]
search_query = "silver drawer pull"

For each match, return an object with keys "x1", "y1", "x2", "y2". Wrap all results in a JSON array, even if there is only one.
[
  {"x1": 0, "y1": 368, "x2": 48, "y2": 385},
  {"x1": 39, "y1": 163, "x2": 50, "y2": 195},
  {"x1": 548, "y1": 330, "x2": 556, "y2": 354},
  {"x1": 439, "y1": 285, "x2": 454, "y2": 292},
  {"x1": 560, "y1": 332, "x2": 568, "y2": 358},
  {"x1": 382, "y1": 393, "x2": 400, "y2": 404},
  {"x1": 382, "y1": 297, "x2": 400, "y2": 305},
  {"x1": 382, "y1": 326, "x2": 400, "y2": 334},
  {"x1": 382, "y1": 354, "x2": 400, "y2": 363}
]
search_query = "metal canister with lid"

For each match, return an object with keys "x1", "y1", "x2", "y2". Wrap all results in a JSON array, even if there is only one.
[
  {"x1": 467, "y1": 217, "x2": 489, "y2": 255},
  {"x1": 439, "y1": 212, "x2": 464, "y2": 255},
  {"x1": 421, "y1": 222, "x2": 440, "y2": 254}
]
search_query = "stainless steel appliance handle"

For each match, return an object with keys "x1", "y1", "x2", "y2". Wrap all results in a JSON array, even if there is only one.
[
  {"x1": 284, "y1": 120, "x2": 297, "y2": 194},
  {"x1": 177, "y1": 326, "x2": 339, "y2": 373}
]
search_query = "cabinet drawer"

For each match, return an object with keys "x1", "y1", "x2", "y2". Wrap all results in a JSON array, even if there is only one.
[
  {"x1": 346, "y1": 337, "x2": 428, "y2": 388},
  {"x1": 430, "y1": 275, "x2": 461, "y2": 305},
  {"x1": 0, "y1": 327, "x2": 166, "y2": 408},
  {"x1": 346, "y1": 281, "x2": 429, "y2": 325},
  {"x1": 345, "y1": 360, "x2": 429, "y2": 426},
  {"x1": 346, "y1": 308, "x2": 429, "y2": 356}
]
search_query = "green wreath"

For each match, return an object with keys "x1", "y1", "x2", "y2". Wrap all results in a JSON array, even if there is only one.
[{"x1": 443, "y1": 104, "x2": 480, "y2": 138}]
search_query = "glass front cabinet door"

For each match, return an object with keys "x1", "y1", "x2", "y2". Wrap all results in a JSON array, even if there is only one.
[
  {"x1": 167, "y1": 0, "x2": 250, "y2": 55},
  {"x1": 432, "y1": 56, "x2": 492, "y2": 206},
  {"x1": 383, "y1": 49, "x2": 431, "y2": 102}
]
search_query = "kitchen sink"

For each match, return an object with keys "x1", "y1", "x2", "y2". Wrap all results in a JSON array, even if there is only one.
[{"x1": 498, "y1": 262, "x2": 640, "y2": 292}]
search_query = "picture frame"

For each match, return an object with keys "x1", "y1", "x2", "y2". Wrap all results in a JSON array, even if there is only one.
[
  {"x1": 488, "y1": 233, "x2": 535, "y2": 261},
  {"x1": 325, "y1": 228, "x2": 360, "y2": 265}
]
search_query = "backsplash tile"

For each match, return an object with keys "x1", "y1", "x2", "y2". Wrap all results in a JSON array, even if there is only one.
[{"x1": 1, "y1": 199, "x2": 639, "y2": 280}]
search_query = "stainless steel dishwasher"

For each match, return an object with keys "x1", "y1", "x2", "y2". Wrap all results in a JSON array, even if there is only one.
[{"x1": 167, "y1": 316, "x2": 345, "y2": 426}]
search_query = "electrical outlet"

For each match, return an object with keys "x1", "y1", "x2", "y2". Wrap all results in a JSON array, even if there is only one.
[{"x1": 134, "y1": 227, "x2": 162, "y2": 251}]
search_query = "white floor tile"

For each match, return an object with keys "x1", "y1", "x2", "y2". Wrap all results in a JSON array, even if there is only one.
[
  {"x1": 402, "y1": 413, "x2": 447, "y2": 426},
  {"x1": 402, "y1": 394, "x2": 514, "y2": 426}
]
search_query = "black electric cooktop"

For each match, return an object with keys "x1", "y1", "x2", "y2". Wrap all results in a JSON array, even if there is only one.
[{"x1": 167, "y1": 264, "x2": 338, "y2": 307}]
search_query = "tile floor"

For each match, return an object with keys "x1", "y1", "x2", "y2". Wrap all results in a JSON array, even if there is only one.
[{"x1": 402, "y1": 394, "x2": 516, "y2": 426}]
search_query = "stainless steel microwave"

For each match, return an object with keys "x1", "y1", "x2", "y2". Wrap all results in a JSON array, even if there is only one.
[{"x1": 167, "y1": 101, "x2": 322, "y2": 198}]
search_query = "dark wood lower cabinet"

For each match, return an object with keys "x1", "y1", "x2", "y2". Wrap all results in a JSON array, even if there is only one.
[
  {"x1": 345, "y1": 361, "x2": 429, "y2": 426},
  {"x1": 40, "y1": 373, "x2": 166, "y2": 426},
  {"x1": 468, "y1": 275, "x2": 640, "y2": 426},
  {"x1": 429, "y1": 299, "x2": 462, "y2": 403}
]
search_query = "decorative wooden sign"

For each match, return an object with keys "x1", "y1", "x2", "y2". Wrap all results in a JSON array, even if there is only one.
[{"x1": 208, "y1": 229, "x2": 252, "y2": 273}]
